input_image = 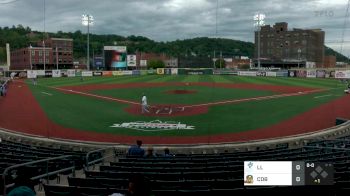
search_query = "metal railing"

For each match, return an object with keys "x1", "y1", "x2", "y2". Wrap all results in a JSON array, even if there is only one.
[
  {"x1": 2, "y1": 155, "x2": 75, "y2": 196},
  {"x1": 85, "y1": 146, "x2": 120, "y2": 170}
]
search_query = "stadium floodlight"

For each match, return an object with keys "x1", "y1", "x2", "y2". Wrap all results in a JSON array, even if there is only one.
[
  {"x1": 254, "y1": 13, "x2": 265, "y2": 69},
  {"x1": 82, "y1": 14, "x2": 94, "y2": 70}
]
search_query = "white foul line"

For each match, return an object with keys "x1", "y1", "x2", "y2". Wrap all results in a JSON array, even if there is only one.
[
  {"x1": 41, "y1": 92, "x2": 52, "y2": 96},
  {"x1": 314, "y1": 94, "x2": 332, "y2": 99},
  {"x1": 51, "y1": 86, "x2": 139, "y2": 105}
]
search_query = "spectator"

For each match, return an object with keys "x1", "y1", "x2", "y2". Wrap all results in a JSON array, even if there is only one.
[
  {"x1": 163, "y1": 148, "x2": 174, "y2": 157},
  {"x1": 128, "y1": 140, "x2": 145, "y2": 156},
  {"x1": 144, "y1": 146, "x2": 156, "y2": 158},
  {"x1": 7, "y1": 169, "x2": 36, "y2": 196},
  {"x1": 126, "y1": 174, "x2": 151, "y2": 196}
]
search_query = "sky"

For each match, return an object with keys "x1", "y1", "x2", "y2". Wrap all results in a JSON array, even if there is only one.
[{"x1": 0, "y1": 0, "x2": 350, "y2": 57}]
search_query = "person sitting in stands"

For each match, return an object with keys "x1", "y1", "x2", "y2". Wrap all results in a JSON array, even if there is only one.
[
  {"x1": 7, "y1": 169, "x2": 36, "y2": 196},
  {"x1": 128, "y1": 140, "x2": 145, "y2": 156},
  {"x1": 163, "y1": 148, "x2": 174, "y2": 157},
  {"x1": 144, "y1": 146, "x2": 156, "y2": 158}
]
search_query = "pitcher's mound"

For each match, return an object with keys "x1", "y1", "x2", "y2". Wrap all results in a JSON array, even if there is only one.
[{"x1": 166, "y1": 90, "x2": 197, "y2": 94}]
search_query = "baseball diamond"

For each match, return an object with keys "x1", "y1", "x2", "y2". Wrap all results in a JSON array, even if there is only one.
[{"x1": 0, "y1": 74, "x2": 349, "y2": 144}]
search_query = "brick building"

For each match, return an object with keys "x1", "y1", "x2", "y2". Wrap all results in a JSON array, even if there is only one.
[
  {"x1": 255, "y1": 22, "x2": 325, "y2": 68},
  {"x1": 10, "y1": 38, "x2": 73, "y2": 70}
]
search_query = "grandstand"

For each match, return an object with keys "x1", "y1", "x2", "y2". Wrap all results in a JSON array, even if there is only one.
[{"x1": 1, "y1": 120, "x2": 350, "y2": 195}]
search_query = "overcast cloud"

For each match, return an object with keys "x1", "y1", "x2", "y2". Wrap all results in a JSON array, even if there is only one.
[{"x1": 0, "y1": 0, "x2": 350, "y2": 57}]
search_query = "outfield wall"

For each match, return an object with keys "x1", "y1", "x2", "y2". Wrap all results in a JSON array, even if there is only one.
[{"x1": 5, "y1": 68, "x2": 350, "y2": 79}]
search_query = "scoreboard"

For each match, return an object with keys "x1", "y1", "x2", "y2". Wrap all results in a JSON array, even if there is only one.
[{"x1": 244, "y1": 161, "x2": 334, "y2": 186}]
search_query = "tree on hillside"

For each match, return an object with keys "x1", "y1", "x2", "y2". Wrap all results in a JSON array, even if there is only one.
[
  {"x1": 215, "y1": 59, "x2": 226, "y2": 69},
  {"x1": 147, "y1": 59, "x2": 165, "y2": 69}
]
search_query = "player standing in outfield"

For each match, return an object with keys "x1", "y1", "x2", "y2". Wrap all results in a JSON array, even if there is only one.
[{"x1": 141, "y1": 94, "x2": 149, "y2": 113}]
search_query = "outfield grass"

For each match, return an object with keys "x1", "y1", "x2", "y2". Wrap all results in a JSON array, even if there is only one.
[{"x1": 27, "y1": 75, "x2": 345, "y2": 137}]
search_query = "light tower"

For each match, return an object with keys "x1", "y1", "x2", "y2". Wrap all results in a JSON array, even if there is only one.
[
  {"x1": 82, "y1": 14, "x2": 94, "y2": 70},
  {"x1": 254, "y1": 13, "x2": 265, "y2": 69}
]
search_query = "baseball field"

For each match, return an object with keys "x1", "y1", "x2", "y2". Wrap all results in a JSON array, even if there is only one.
[{"x1": 1, "y1": 75, "x2": 350, "y2": 144}]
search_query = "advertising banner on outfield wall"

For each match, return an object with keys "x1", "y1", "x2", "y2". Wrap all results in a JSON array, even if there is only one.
[
  {"x1": 148, "y1": 69, "x2": 156, "y2": 75},
  {"x1": 103, "y1": 71, "x2": 113, "y2": 76},
  {"x1": 256, "y1": 71, "x2": 266, "y2": 77},
  {"x1": 67, "y1": 70, "x2": 76, "y2": 77},
  {"x1": 93, "y1": 71, "x2": 103, "y2": 76},
  {"x1": 335, "y1": 70, "x2": 350, "y2": 79},
  {"x1": 157, "y1": 68, "x2": 164, "y2": 75},
  {"x1": 123, "y1": 71, "x2": 133, "y2": 75},
  {"x1": 213, "y1": 69, "x2": 238, "y2": 75},
  {"x1": 75, "y1": 71, "x2": 82, "y2": 77},
  {"x1": 316, "y1": 70, "x2": 326, "y2": 78},
  {"x1": 27, "y1": 70, "x2": 37, "y2": 79},
  {"x1": 132, "y1": 70, "x2": 141, "y2": 75},
  {"x1": 171, "y1": 68, "x2": 178, "y2": 75},
  {"x1": 112, "y1": 71, "x2": 122, "y2": 76},
  {"x1": 82, "y1": 71, "x2": 93, "y2": 77},
  {"x1": 330, "y1": 71, "x2": 335, "y2": 78},
  {"x1": 296, "y1": 70, "x2": 306, "y2": 78},
  {"x1": 238, "y1": 71, "x2": 257, "y2": 76},
  {"x1": 178, "y1": 68, "x2": 213, "y2": 75},
  {"x1": 164, "y1": 69, "x2": 171, "y2": 75},
  {"x1": 36, "y1": 70, "x2": 45, "y2": 76},
  {"x1": 61, "y1": 70, "x2": 68, "y2": 77},
  {"x1": 288, "y1": 70, "x2": 296, "y2": 77},
  {"x1": 140, "y1": 70, "x2": 148, "y2": 75},
  {"x1": 52, "y1": 70, "x2": 61, "y2": 78},
  {"x1": 266, "y1": 72, "x2": 277, "y2": 77},
  {"x1": 277, "y1": 70, "x2": 288, "y2": 77},
  {"x1": 306, "y1": 70, "x2": 317, "y2": 78}
]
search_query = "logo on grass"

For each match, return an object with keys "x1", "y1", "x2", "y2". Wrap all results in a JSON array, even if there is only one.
[{"x1": 110, "y1": 120, "x2": 195, "y2": 132}]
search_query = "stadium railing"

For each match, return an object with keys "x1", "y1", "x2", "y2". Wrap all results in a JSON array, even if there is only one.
[{"x1": 2, "y1": 155, "x2": 75, "y2": 196}]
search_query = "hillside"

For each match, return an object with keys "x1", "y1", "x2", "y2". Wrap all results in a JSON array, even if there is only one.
[{"x1": 0, "y1": 25, "x2": 348, "y2": 64}]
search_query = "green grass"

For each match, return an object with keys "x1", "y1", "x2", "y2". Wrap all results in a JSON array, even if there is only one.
[{"x1": 27, "y1": 75, "x2": 346, "y2": 137}]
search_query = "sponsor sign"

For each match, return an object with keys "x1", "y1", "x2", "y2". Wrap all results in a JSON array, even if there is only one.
[
  {"x1": 213, "y1": 70, "x2": 238, "y2": 75},
  {"x1": 276, "y1": 70, "x2": 288, "y2": 77},
  {"x1": 296, "y1": 70, "x2": 306, "y2": 78},
  {"x1": 52, "y1": 70, "x2": 61, "y2": 78},
  {"x1": 132, "y1": 70, "x2": 141, "y2": 75},
  {"x1": 45, "y1": 70, "x2": 52, "y2": 77},
  {"x1": 157, "y1": 68, "x2": 165, "y2": 75},
  {"x1": 164, "y1": 68, "x2": 171, "y2": 75},
  {"x1": 103, "y1": 46, "x2": 127, "y2": 52},
  {"x1": 27, "y1": 70, "x2": 37, "y2": 79},
  {"x1": 36, "y1": 70, "x2": 45, "y2": 76},
  {"x1": 103, "y1": 71, "x2": 113, "y2": 76},
  {"x1": 316, "y1": 70, "x2": 326, "y2": 78},
  {"x1": 110, "y1": 120, "x2": 195, "y2": 131},
  {"x1": 61, "y1": 70, "x2": 68, "y2": 77},
  {"x1": 148, "y1": 69, "x2": 155, "y2": 75},
  {"x1": 171, "y1": 68, "x2": 178, "y2": 75},
  {"x1": 266, "y1": 72, "x2": 277, "y2": 77},
  {"x1": 75, "y1": 71, "x2": 82, "y2": 77},
  {"x1": 67, "y1": 69, "x2": 76, "y2": 77},
  {"x1": 82, "y1": 71, "x2": 93, "y2": 77},
  {"x1": 239, "y1": 71, "x2": 257, "y2": 77},
  {"x1": 256, "y1": 71, "x2": 266, "y2": 77},
  {"x1": 123, "y1": 71, "x2": 133, "y2": 75},
  {"x1": 140, "y1": 60, "x2": 147, "y2": 67},
  {"x1": 288, "y1": 70, "x2": 296, "y2": 77},
  {"x1": 93, "y1": 71, "x2": 103, "y2": 76},
  {"x1": 112, "y1": 71, "x2": 123, "y2": 76},
  {"x1": 127, "y1": 55, "x2": 137, "y2": 67},
  {"x1": 306, "y1": 70, "x2": 317, "y2": 78},
  {"x1": 335, "y1": 70, "x2": 350, "y2": 79}
]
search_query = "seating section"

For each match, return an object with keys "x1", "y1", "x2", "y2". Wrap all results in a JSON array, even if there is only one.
[
  {"x1": 43, "y1": 135, "x2": 350, "y2": 195},
  {"x1": 0, "y1": 140, "x2": 88, "y2": 194},
  {"x1": 2, "y1": 135, "x2": 350, "y2": 195}
]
